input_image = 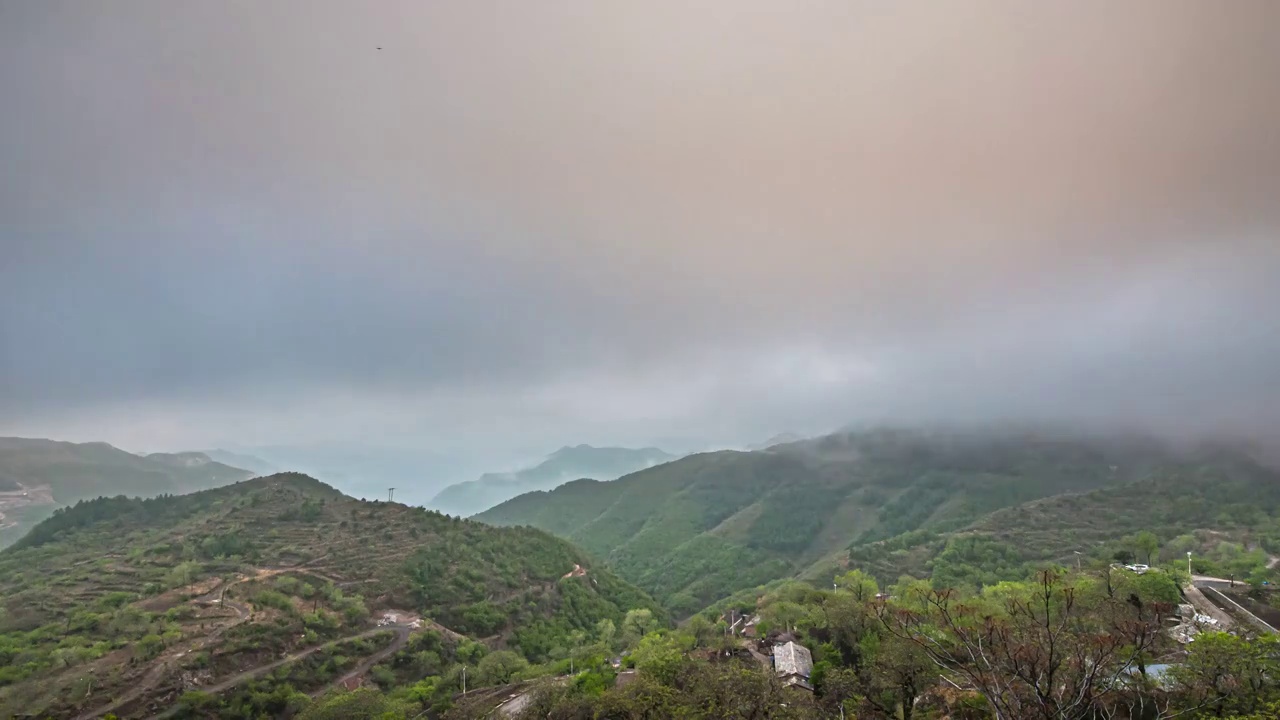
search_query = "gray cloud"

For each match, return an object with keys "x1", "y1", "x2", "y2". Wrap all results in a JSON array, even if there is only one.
[{"x1": 2, "y1": 1, "x2": 1279, "y2": 461}]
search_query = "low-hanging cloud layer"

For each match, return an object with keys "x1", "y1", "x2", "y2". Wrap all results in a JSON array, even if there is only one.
[{"x1": 3, "y1": 1, "x2": 1279, "y2": 458}]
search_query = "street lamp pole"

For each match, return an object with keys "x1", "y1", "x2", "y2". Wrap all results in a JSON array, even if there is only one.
[{"x1": 1187, "y1": 551, "x2": 1192, "y2": 577}]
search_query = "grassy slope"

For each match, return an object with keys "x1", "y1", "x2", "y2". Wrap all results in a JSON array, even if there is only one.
[
  {"x1": 0, "y1": 473, "x2": 661, "y2": 717},
  {"x1": 476, "y1": 429, "x2": 1174, "y2": 615}
]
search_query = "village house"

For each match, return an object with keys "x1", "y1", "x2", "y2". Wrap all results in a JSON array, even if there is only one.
[{"x1": 772, "y1": 640, "x2": 813, "y2": 691}]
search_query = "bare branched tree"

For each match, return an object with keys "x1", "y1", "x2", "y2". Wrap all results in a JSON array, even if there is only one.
[{"x1": 876, "y1": 569, "x2": 1169, "y2": 720}]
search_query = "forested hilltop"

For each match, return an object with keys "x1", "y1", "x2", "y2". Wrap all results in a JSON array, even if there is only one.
[
  {"x1": 0, "y1": 438, "x2": 254, "y2": 549},
  {"x1": 477, "y1": 428, "x2": 1259, "y2": 615},
  {"x1": 0, "y1": 473, "x2": 662, "y2": 718}
]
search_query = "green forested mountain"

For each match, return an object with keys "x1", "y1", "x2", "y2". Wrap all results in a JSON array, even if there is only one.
[
  {"x1": 847, "y1": 452, "x2": 1280, "y2": 588},
  {"x1": 475, "y1": 429, "x2": 1233, "y2": 615},
  {"x1": 428, "y1": 445, "x2": 676, "y2": 518},
  {"x1": 0, "y1": 473, "x2": 662, "y2": 718},
  {"x1": 0, "y1": 438, "x2": 254, "y2": 548}
]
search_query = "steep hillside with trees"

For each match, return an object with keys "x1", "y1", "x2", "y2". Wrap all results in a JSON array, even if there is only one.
[
  {"x1": 476, "y1": 428, "x2": 1180, "y2": 615},
  {"x1": 0, "y1": 473, "x2": 662, "y2": 718},
  {"x1": 845, "y1": 453, "x2": 1280, "y2": 587},
  {"x1": 0, "y1": 438, "x2": 254, "y2": 548}
]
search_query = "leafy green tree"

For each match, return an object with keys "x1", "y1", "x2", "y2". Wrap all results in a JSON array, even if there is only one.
[
  {"x1": 594, "y1": 618, "x2": 616, "y2": 649},
  {"x1": 865, "y1": 633, "x2": 934, "y2": 720},
  {"x1": 1132, "y1": 531, "x2": 1159, "y2": 565},
  {"x1": 165, "y1": 561, "x2": 200, "y2": 589},
  {"x1": 686, "y1": 615, "x2": 717, "y2": 648},
  {"x1": 1130, "y1": 569, "x2": 1181, "y2": 604},
  {"x1": 1224, "y1": 700, "x2": 1280, "y2": 720},
  {"x1": 300, "y1": 688, "x2": 407, "y2": 719},
  {"x1": 817, "y1": 666, "x2": 861, "y2": 718},
  {"x1": 620, "y1": 608, "x2": 659, "y2": 646},
  {"x1": 835, "y1": 569, "x2": 880, "y2": 601},
  {"x1": 763, "y1": 600, "x2": 805, "y2": 634},
  {"x1": 1170, "y1": 632, "x2": 1280, "y2": 717},
  {"x1": 476, "y1": 650, "x2": 528, "y2": 685},
  {"x1": 136, "y1": 633, "x2": 165, "y2": 660},
  {"x1": 630, "y1": 633, "x2": 684, "y2": 685},
  {"x1": 176, "y1": 691, "x2": 217, "y2": 710}
]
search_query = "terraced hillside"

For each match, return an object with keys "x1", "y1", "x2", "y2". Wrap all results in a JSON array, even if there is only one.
[
  {"x1": 476, "y1": 428, "x2": 1178, "y2": 615},
  {"x1": 0, "y1": 438, "x2": 254, "y2": 548},
  {"x1": 0, "y1": 473, "x2": 661, "y2": 718}
]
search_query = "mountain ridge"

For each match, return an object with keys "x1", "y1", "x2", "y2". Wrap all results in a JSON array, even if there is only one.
[
  {"x1": 475, "y1": 428, "x2": 1235, "y2": 614},
  {"x1": 199, "y1": 449, "x2": 278, "y2": 475},
  {"x1": 428, "y1": 444, "x2": 677, "y2": 517},
  {"x1": 0, "y1": 437, "x2": 254, "y2": 549}
]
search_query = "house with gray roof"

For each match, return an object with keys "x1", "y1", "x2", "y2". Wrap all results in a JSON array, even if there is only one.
[{"x1": 772, "y1": 640, "x2": 813, "y2": 691}]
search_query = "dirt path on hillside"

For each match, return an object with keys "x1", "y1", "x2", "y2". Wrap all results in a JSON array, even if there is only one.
[
  {"x1": 144, "y1": 626, "x2": 409, "y2": 720},
  {"x1": 75, "y1": 565, "x2": 322, "y2": 720},
  {"x1": 73, "y1": 594, "x2": 251, "y2": 720},
  {"x1": 73, "y1": 560, "x2": 448, "y2": 719},
  {"x1": 311, "y1": 626, "x2": 413, "y2": 697}
]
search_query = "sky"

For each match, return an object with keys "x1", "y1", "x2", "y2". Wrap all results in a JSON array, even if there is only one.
[{"x1": 3, "y1": 1, "x2": 1280, "y2": 482}]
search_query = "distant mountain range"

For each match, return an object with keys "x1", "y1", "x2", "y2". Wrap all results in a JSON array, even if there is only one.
[
  {"x1": 224, "y1": 443, "x2": 507, "y2": 506},
  {"x1": 0, "y1": 438, "x2": 253, "y2": 548},
  {"x1": 475, "y1": 428, "x2": 1277, "y2": 616},
  {"x1": 200, "y1": 448, "x2": 278, "y2": 475},
  {"x1": 429, "y1": 445, "x2": 677, "y2": 517}
]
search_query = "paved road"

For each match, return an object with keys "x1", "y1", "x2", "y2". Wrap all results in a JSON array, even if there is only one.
[
  {"x1": 1191, "y1": 574, "x2": 1240, "y2": 592},
  {"x1": 1191, "y1": 574, "x2": 1234, "y2": 585}
]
